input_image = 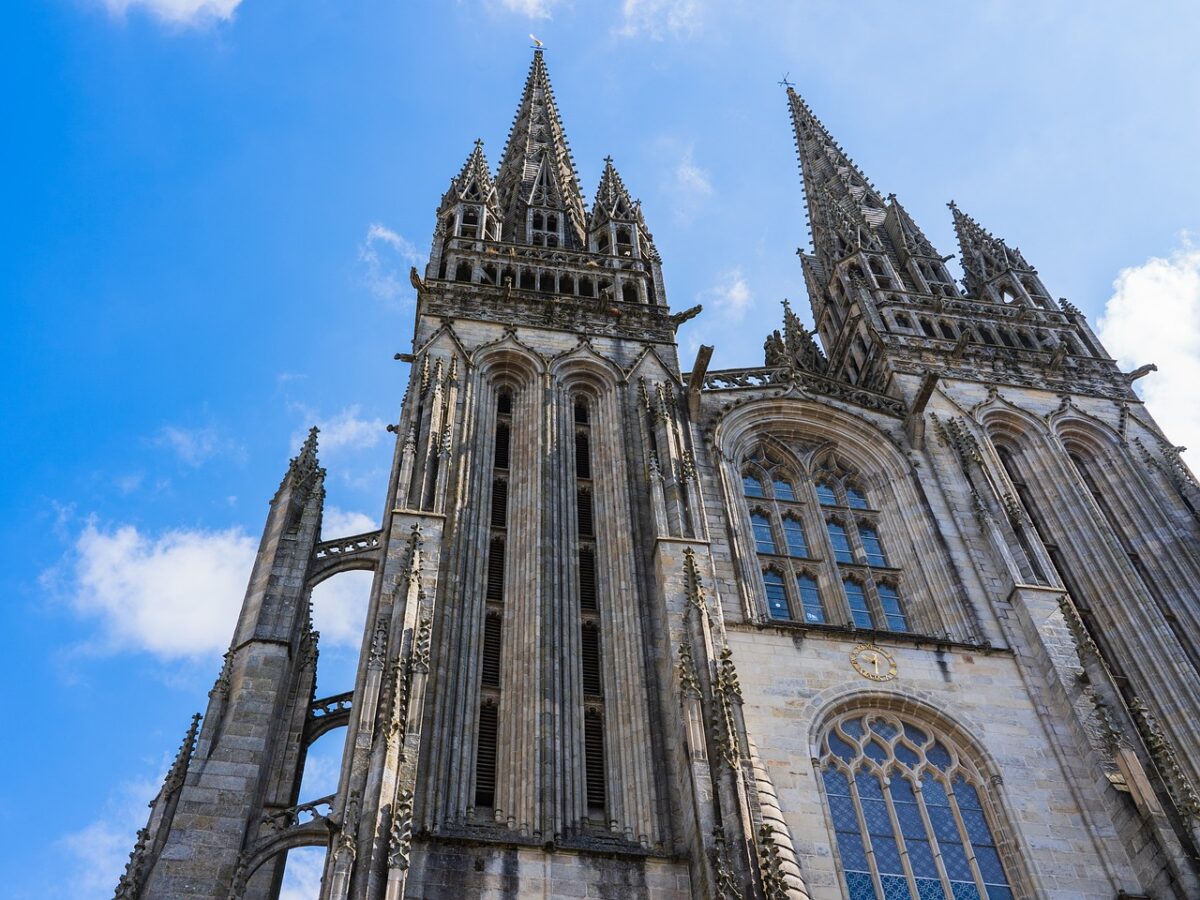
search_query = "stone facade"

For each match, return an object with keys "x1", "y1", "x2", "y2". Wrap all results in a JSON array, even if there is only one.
[{"x1": 116, "y1": 51, "x2": 1200, "y2": 899}]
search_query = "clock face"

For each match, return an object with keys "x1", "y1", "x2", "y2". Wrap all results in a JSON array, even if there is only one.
[{"x1": 850, "y1": 644, "x2": 897, "y2": 682}]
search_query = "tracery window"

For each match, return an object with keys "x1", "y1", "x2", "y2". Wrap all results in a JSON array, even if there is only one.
[
  {"x1": 741, "y1": 447, "x2": 917, "y2": 630},
  {"x1": 820, "y1": 710, "x2": 1014, "y2": 900},
  {"x1": 815, "y1": 465, "x2": 908, "y2": 633},
  {"x1": 742, "y1": 447, "x2": 824, "y2": 624}
]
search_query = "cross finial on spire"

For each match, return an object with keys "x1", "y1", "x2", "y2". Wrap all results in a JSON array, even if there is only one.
[{"x1": 778, "y1": 73, "x2": 793, "y2": 88}]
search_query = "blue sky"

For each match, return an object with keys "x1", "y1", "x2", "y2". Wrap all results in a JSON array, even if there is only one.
[{"x1": 4, "y1": 1, "x2": 1200, "y2": 895}]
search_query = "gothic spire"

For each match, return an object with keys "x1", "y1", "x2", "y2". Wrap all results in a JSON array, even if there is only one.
[
  {"x1": 438, "y1": 139, "x2": 500, "y2": 217},
  {"x1": 949, "y1": 201, "x2": 1048, "y2": 303},
  {"x1": 591, "y1": 156, "x2": 636, "y2": 224},
  {"x1": 495, "y1": 50, "x2": 587, "y2": 248},
  {"x1": 787, "y1": 87, "x2": 888, "y2": 265},
  {"x1": 885, "y1": 194, "x2": 941, "y2": 261}
]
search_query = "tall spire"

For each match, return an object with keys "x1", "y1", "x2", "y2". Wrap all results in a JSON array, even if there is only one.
[
  {"x1": 949, "y1": 201, "x2": 1050, "y2": 304},
  {"x1": 787, "y1": 87, "x2": 888, "y2": 265},
  {"x1": 495, "y1": 50, "x2": 587, "y2": 248}
]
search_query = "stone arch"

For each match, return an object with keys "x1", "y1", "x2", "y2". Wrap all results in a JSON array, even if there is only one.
[{"x1": 232, "y1": 823, "x2": 332, "y2": 899}]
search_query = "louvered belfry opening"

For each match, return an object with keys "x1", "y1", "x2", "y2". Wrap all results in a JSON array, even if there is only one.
[
  {"x1": 574, "y1": 396, "x2": 607, "y2": 821},
  {"x1": 475, "y1": 388, "x2": 511, "y2": 813}
]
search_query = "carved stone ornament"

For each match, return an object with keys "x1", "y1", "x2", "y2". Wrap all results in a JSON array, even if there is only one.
[{"x1": 388, "y1": 789, "x2": 415, "y2": 870}]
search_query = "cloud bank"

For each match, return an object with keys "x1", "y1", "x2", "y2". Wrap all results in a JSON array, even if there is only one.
[
  {"x1": 1098, "y1": 237, "x2": 1200, "y2": 460},
  {"x1": 99, "y1": 0, "x2": 241, "y2": 25}
]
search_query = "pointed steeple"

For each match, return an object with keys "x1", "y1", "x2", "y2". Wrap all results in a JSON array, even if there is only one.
[
  {"x1": 591, "y1": 157, "x2": 636, "y2": 224},
  {"x1": 440, "y1": 141, "x2": 500, "y2": 214},
  {"x1": 787, "y1": 87, "x2": 888, "y2": 264},
  {"x1": 436, "y1": 140, "x2": 501, "y2": 241},
  {"x1": 495, "y1": 50, "x2": 587, "y2": 248},
  {"x1": 949, "y1": 201, "x2": 1051, "y2": 305}
]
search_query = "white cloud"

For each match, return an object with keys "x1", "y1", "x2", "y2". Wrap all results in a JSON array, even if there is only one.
[
  {"x1": 59, "y1": 520, "x2": 256, "y2": 659},
  {"x1": 60, "y1": 775, "x2": 160, "y2": 898},
  {"x1": 707, "y1": 267, "x2": 753, "y2": 321},
  {"x1": 618, "y1": 0, "x2": 702, "y2": 38},
  {"x1": 99, "y1": 0, "x2": 241, "y2": 26},
  {"x1": 279, "y1": 846, "x2": 327, "y2": 900},
  {"x1": 292, "y1": 405, "x2": 387, "y2": 457},
  {"x1": 1098, "y1": 236, "x2": 1200, "y2": 460},
  {"x1": 494, "y1": 0, "x2": 563, "y2": 17},
  {"x1": 359, "y1": 223, "x2": 423, "y2": 305},
  {"x1": 311, "y1": 569, "x2": 372, "y2": 649},
  {"x1": 322, "y1": 507, "x2": 376, "y2": 538},
  {"x1": 153, "y1": 425, "x2": 241, "y2": 467},
  {"x1": 675, "y1": 148, "x2": 712, "y2": 197}
]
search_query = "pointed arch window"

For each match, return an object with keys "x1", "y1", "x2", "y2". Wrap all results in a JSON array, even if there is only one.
[
  {"x1": 763, "y1": 570, "x2": 789, "y2": 620},
  {"x1": 751, "y1": 513, "x2": 776, "y2": 554},
  {"x1": 797, "y1": 574, "x2": 824, "y2": 624},
  {"x1": 816, "y1": 482, "x2": 839, "y2": 506},
  {"x1": 773, "y1": 478, "x2": 796, "y2": 501},
  {"x1": 827, "y1": 521, "x2": 854, "y2": 564},
  {"x1": 858, "y1": 524, "x2": 887, "y2": 566},
  {"x1": 743, "y1": 473, "x2": 765, "y2": 497},
  {"x1": 846, "y1": 486, "x2": 869, "y2": 509},
  {"x1": 820, "y1": 711, "x2": 1015, "y2": 900},
  {"x1": 844, "y1": 578, "x2": 873, "y2": 628},
  {"x1": 878, "y1": 583, "x2": 908, "y2": 632},
  {"x1": 782, "y1": 515, "x2": 809, "y2": 557}
]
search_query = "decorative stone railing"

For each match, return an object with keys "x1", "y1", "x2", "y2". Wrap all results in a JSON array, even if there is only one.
[
  {"x1": 314, "y1": 531, "x2": 381, "y2": 561},
  {"x1": 261, "y1": 795, "x2": 336, "y2": 834},
  {"x1": 694, "y1": 365, "x2": 908, "y2": 418},
  {"x1": 310, "y1": 691, "x2": 353, "y2": 720}
]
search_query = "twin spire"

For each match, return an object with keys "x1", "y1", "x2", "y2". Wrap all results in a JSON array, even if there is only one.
[
  {"x1": 438, "y1": 50, "x2": 648, "y2": 253},
  {"x1": 787, "y1": 85, "x2": 1043, "y2": 297}
]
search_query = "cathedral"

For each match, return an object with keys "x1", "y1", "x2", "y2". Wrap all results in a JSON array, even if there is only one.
[{"x1": 115, "y1": 50, "x2": 1200, "y2": 899}]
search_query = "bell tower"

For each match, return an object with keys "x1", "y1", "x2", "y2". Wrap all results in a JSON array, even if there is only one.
[{"x1": 115, "y1": 50, "x2": 786, "y2": 900}]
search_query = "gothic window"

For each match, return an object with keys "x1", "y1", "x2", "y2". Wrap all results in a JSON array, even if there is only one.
[
  {"x1": 743, "y1": 473, "x2": 765, "y2": 497},
  {"x1": 858, "y1": 524, "x2": 887, "y2": 567},
  {"x1": 455, "y1": 260, "x2": 472, "y2": 282},
  {"x1": 894, "y1": 313, "x2": 912, "y2": 330},
  {"x1": 782, "y1": 515, "x2": 809, "y2": 557},
  {"x1": 797, "y1": 574, "x2": 825, "y2": 624},
  {"x1": 820, "y1": 711, "x2": 1014, "y2": 900},
  {"x1": 816, "y1": 481, "x2": 839, "y2": 506},
  {"x1": 474, "y1": 701, "x2": 498, "y2": 808},
  {"x1": 843, "y1": 578, "x2": 873, "y2": 628},
  {"x1": 846, "y1": 486, "x2": 869, "y2": 509},
  {"x1": 827, "y1": 520, "x2": 854, "y2": 564},
  {"x1": 764, "y1": 570, "x2": 790, "y2": 620},
  {"x1": 939, "y1": 321, "x2": 957, "y2": 340},
  {"x1": 920, "y1": 318, "x2": 937, "y2": 338},
  {"x1": 579, "y1": 277, "x2": 594, "y2": 297},
  {"x1": 752, "y1": 512, "x2": 777, "y2": 553},
  {"x1": 773, "y1": 478, "x2": 796, "y2": 500},
  {"x1": 622, "y1": 282, "x2": 639, "y2": 303},
  {"x1": 877, "y1": 583, "x2": 908, "y2": 632}
]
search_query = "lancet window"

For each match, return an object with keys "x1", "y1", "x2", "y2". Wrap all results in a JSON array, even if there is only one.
[
  {"x1": 574, "y1": 397, "x2": 607, "y2": 820},
  {"x1": 475, "y1": 389, "x2": 511, "y2": 810},
  {"x1": 819, "y1": 710, "x2": 1014, "y2": 900},
  {"x1": 815, "y1": 464, "x2": 907, "y2": 632},
  {"x1": 741, "y1": 447, "x2": 823, "y2": 624}
]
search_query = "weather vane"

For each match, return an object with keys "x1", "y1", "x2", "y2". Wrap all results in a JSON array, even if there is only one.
[
  {"x1": 778, "y1": 72, "x2": 793, "y2": 88},
  {"x1": 530, "y1": 34, "x2": 545, "y2": 49}
]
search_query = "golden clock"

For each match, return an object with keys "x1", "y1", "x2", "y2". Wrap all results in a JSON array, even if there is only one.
[{"x1": 850, "y1": 644, "x2": 897, "y2": 682}]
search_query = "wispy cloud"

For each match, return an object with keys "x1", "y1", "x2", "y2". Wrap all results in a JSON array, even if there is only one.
[
  {"x1": 1098, "y1": 235, "x2": 1200, "y2": 461},
  {"x1": 322, "y1": 507, "x2": 376, "y2": 538},
  {"x1": 97, "y1": 0, "x2": 241, "y2": 26},
  {"x1": 291, "y1": 405, "x2": 387, "y2": 457},
  {"x1": 706, "y1": 267, "x2": 753, "y2": 321},
  {"x1": 493, "y1": 0, "x2": 563, "y2": 18},
  {"x1": 675, "y1": 148, "x2": 712, "y2": 197},
  {"x1": 359, "y1": 223, "x2": 423, "y2": 305},
  {"x1": 153, "y1": 425, "x2": 242, "y2": 467},
  {"x1": 51, "y1": 519, "x2": 256, "y2": 659},
  {"x1": 617, "y1": 0, "x2": 702, "y2": 39},
  {"x1": 61, "y1": 775, "x2": 161, "y2": 898}
]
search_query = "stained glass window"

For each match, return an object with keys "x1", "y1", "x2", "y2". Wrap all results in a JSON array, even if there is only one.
[
  {"x1": 743, "y1": 474, "x2": 765, "y2": 497},
  {"x1": 820, "y1": 712, "x2": 1013, "y2": 900},
  {"x1": 860, "y1": 525, "x2": 887, "y2": 566},
  {"x1": 797, "y1": 575, "x2": 824, "y2": 624},
  {"x1": 817, "y1": 482, "x2": 839, "y2": 506},
  {"x1": 845, "y1": 579, "x2": 874, "y2": 628},
  {"x1": 783, "y1": 516, "x2": 809, "y2": 557},
  {"x1": 828, "y1": 521, "x2": 855, "y2": 563},
  {"x1": 763, "y1": 571, "x2": 789, "y2": 620},
  {"x1": 878, "y1": 584, "x2": 908, "y2": 632},
  {"x1": 773, "y1": 478, "x2": 796, "y2": 500},
  {"x1": 752, "y1": 513, "x2": 776, "y2": 554}
]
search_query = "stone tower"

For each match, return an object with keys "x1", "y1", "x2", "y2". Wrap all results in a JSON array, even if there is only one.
[{"x1": 116, "y1": 53, "x2": 1200, "y2": 899}]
